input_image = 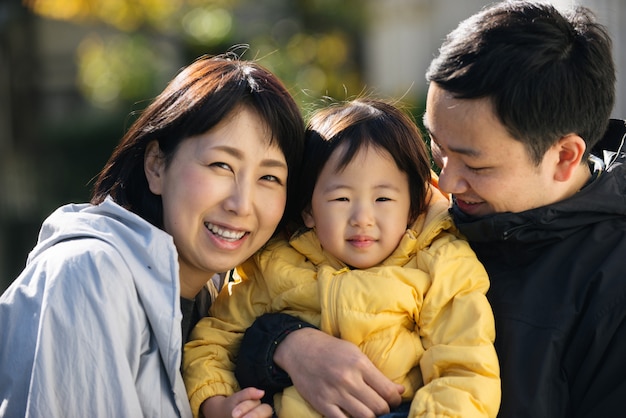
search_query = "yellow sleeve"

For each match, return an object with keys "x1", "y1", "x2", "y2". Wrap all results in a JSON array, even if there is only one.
[
  {"x1": 182, "y1": 257, "x2": 272, "y2": 418},
  {"x1": 411, "y1": 232, "x2": 501, "y2": 418}
]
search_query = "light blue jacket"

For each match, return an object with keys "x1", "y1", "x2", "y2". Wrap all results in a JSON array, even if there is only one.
[{"x1": 0, "y1": 197, "x2": 192, "y2": 417}]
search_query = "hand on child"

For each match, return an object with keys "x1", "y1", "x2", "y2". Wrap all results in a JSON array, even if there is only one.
[
  {"x1": 201, "y1": 388, "x2": 273, "y2": 418},
  {"x1": 276, "y1": 328, "x2": 405, "y2": 417}
]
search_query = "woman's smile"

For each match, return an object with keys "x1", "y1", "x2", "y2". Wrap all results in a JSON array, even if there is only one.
[{"x1": 204, "y1": 222, "x2": 247, "y2": 242}]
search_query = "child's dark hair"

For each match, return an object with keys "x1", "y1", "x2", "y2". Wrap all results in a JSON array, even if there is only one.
[{"x1": 297, "y1": 98, "x2": 431, "y2": 227}]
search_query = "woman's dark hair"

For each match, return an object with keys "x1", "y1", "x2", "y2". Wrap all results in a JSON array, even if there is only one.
[
  {"x1": 426, "y1": 1, "x2": 615, "y2": 164},
  {"x1": 297, "y1": 98, "x2": 431, "y2": 227},
  {"x1": 91, "y1": 53, "x2": 305, "y2": 229}
]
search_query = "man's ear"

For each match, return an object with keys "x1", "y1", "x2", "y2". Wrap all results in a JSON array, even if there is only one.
[
  {"x1": 554, "y1": 134, "x2": 587, "y2": 182},
  {"x1": 145, "y1": 141, "x2": 165, "y2": 195},
  {"x1": 302, "y1": 206, "x2": 315, "y2": 228}
]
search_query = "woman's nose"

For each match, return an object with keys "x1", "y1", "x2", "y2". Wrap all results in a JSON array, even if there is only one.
[{"x1": 224, "y1": 181, "x2": 253, "y2": 216}]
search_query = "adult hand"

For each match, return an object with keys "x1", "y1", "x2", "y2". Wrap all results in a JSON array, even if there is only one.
[
  {"x1": 200, "y1": 388, "x2": 273, "y2": 418},
  {"x1": 274, "y1": 328, "x2": 404, "y2": 418}
]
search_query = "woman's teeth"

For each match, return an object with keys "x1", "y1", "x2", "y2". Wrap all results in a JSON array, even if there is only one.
[{"x1": 205, "y1": 222, "x2": 245, "y2": 240}]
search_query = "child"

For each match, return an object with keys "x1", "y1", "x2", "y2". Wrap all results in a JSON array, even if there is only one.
[{"x1": 183, "y1": 98, "x2": 500, "y2": 418}]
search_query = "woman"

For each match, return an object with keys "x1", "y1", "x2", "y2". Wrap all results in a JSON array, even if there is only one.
[{"x1": 0, "y1": 53, "x2": 304, "y2": 418}]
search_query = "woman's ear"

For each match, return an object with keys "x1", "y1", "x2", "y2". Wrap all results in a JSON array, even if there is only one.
[
  {"x1": 145, "y1": 141, "x2": 165, "y2": 195},
  {"x1": 554, "y1": 134, "x2": 587, "y2": 182},
  {"x1": 302, "y1": 206, "x2": 315, "y2": 228}
]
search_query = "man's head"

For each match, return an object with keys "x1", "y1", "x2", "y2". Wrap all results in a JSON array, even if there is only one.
[{"x1": 423, "y1": 1, "x2": 615, "y2": 216}]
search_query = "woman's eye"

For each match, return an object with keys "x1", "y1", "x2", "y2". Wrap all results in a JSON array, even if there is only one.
[
  {"x1": 211, "y1": 161, "x2": 231, "y2": 171},
  {"x1": 260, "y1": 174, "x2": 284, "y2": 185}
]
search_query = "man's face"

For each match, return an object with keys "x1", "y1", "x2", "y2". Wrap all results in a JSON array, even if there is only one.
[{"x1": 424, "y1": 83, "x2": 561, "y2": 217}]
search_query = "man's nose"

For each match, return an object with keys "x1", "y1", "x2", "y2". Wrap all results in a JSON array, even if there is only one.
[{"x1": 437, "y1": 160, "x2": 469, "y2": 195}]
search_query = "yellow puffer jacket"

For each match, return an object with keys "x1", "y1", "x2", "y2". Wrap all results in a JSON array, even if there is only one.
[{"x1": 184, "y1": 184, "x2": 500, "y2": 418}]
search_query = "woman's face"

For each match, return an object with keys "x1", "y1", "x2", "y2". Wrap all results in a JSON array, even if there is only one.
[{"x1": 145, "y1": 107, "x2": 288, "y2": 293}]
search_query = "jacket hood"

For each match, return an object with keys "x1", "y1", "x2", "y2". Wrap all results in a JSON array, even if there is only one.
[
  {"x1": 30, "y1": 197, "x2": 174, "y2": 264},
  {"x1": 452, "y1": 119, "x2": 626, "y2": 244},
  {"x1": 28, "y1": 197, "x2": 184, "y2": 390}
]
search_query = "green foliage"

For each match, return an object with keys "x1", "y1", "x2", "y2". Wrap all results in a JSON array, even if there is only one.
[{"x1": 25, "y1": 0, "x2": 369, "y2": 110}]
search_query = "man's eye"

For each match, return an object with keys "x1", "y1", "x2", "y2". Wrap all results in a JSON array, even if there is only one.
[{"x1": 466, "y1": 165, "x2": 489, "y2": 173}]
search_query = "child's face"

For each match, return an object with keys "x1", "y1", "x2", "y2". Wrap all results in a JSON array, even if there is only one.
[
  {"x1": 303, "y1": 144, "x2": 411, "y2": 269},
  {"x1": 145, "y1": 107, "x2": 288, "y2": 287}
]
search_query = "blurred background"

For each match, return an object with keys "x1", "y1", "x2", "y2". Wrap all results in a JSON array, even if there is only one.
[{"x1": 1, "y1": 0, "x2": 624, "y2": 292}]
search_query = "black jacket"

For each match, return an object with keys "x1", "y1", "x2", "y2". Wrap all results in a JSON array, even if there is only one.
[{"x1": 451, "y1": 119, "x2": 626, "y2": 417}]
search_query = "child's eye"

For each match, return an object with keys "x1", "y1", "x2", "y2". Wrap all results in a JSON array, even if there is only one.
[
  {"x1": 332, "y1": 197, "x2": 349, "y2": 202},
  {"x1": 376, "y1": 197, "x2": 392, "y2": 202}
]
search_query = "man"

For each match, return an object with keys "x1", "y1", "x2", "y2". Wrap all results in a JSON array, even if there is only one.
[
  {"x1": 421, "y1": 2, "x2": 625, "y2": 416},
  {"x1": 232, "y1": 2, "x2": 626, "y2": 417}
]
